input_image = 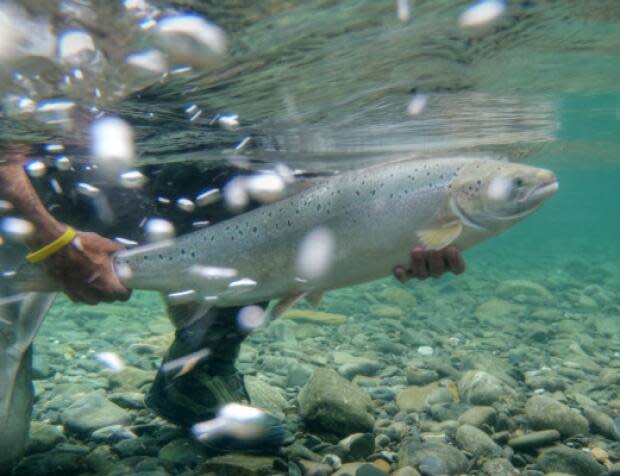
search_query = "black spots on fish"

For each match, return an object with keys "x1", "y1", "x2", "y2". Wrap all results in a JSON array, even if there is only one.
[
  {"x1": 210, "y1": 235, "x2": 215, "y2": 242},
  {"x1": 316, "y1": 204, "x2": 321, "y2": 211},
  {"x1": 355, "y1": 190, "x2": 360, "y2": 196},
  {"x1": 287, "y1": 220, "x2": 292, "y2": 227},
  {"x1": 158, "y1": 254, "x2": 164, "y2": 260},
  {"x1": 477, "y1": 180, "x2": 482, "y2": 185},
  {"x1": 390, "y1": 193, "x2": 394, "y2": 199},
  {"x1": 190, "y1": 252, "x2": 196, "y2": 258},
  {"x1": 370, "y1": 189, "x2": 376, "y2": 196},
  {"x1": 181, "y1": 249, "x2": 186, "y2": 255},
  {"x1": 143, "y1": 255, "x2": 149, "y2": 261},
  {"x1": 295, "y1": 209, "x2": 300, "y2": 215},
  {"x1": 253, "y1": 226, "x2": 258, "y2": 233}
]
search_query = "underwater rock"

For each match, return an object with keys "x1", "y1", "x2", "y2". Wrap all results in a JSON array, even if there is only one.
[
  {"x1": 281, "y1": 309, "x2": 347, "y2": 325},
  {"x1": 398, "y1": 440, "x2": 468, "y2": 475},
  {"x1": 61, "y1": 393, "x2": 131, "y2": 436},
  {"x1": 91, "y1": 424, "x2": 137, "y2": 443},
  {"x1": 369, "y1": 304, "x2": 404, "y2": 319},
  {"x1": 392, "y1": 467, "x2": 422, "y2": 476},
  {"x1": 333, "y1": 463, "x2": 366, "y2": 475},
  {"x1": 339, "y1": 360, "x2": 383, "y2": 380},
  {"x1": 600, "y1": 368, "x2": 620, "y2": 385},
  {"x1": 524, "y1": 369, "x2": 566, "y2": 391},
  {"x1": 287, "y1": 362, "x2": 313, "y2": 387},
  {"x1": 84, "y1": 444, "x2": 118, "y2": 475},
  {"x1": 356, "y1": 462, "x2": 389, "y2": 475},
  {"x1": 406, "y1": 367, "x2": 440, "y2": 385},
  {"x1": 108, "y1": 391, "x2": 146, "y2": 409},
  {"x1": 475, "y1": 299, "x2": 525, "y2": 324},
  {"x1": 299, "y1": 368, "x2": 374, "y2": 437},
  {"x1": 525, "y1": 395, "x2": 589, "y2": 437},
  {"x1": 455, "y1": 424, "x2": 503, "y2": 459},
  {"x1": 108, "y1": 366, "x2": 154, "y2": 391},
  {"x1": 536, "y1": 446, "x2": 606, "y2": 476},
  {"x1": 457, "y1": 406, "x2": 497, "y2": 428},
  {"x1": 339, "y1": 433, "x2": 376, "y2": 462},
  {"x1": 378, "y1": 287, "x2": 417, "y2": 308},
  {"x1": 582, "y1": 405, "x2": 620, "y2": 440},
  {"x1": 202, "y1": 454, "x2": 277, "y2": 475},
  {"x1": 458, "y1": 370, "x2": 512, "y2": 405},
  {"x1": 507, "y1": 430, "x2": 560, "y2": 450},
  {"x1": 245, "y1": 375, "x2": 288, "y2": 420},
  {"x1": 481, "y1": 458, "x2": 518, "y2": 476},
  {"x1": 298, "y1": 459, "x2": 335, "y2": 476},
  {"x1": 26, "y1": 421, "x2": 65, "y2": 454},
  {"x1": 13, "y1": 451, "x2": 87, "y2": 476},
  {"x1": 396, "y1": 383, "x2": 439, "y2": 412},
  {"x1": 158, "y1": 437, "x2": 206, "y2": 466},
  {"x1": 496, "y1": 279, "x2": 554, "y2": 304}
]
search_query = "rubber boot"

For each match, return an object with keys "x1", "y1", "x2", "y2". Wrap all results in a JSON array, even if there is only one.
[{"x1": 145, "y1": 305, "x2": 251, "y2": 427}]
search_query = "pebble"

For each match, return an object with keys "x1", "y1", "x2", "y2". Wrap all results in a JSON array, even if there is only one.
[
  {"x1": 455, "y1": 424, "x2": 503, "y2": 459},
  {"x1": 406, "y1": 367, "x2": 440, "y2": 385},
  {"x1": 398, "y1": 439, "x2": 468, "y2": 475},
  {"x1": 525, "y1": 395, "x2": 589, "y2": 437},
  {"x1": 299, "y1": 369, "x2": 375, "y2": 436},
  {"x1": 458, "y1": 406, "x2": 497, "y2": 428},
  {"x1": 507, "y1": 430, "x2": 560, "y2": 450},
  {"x1": 356, "y1": 463, "x2": 388, "y2": 476},
  {"x1": 458, "y1": 370, "x2": 512, "y2": 405},
  {"x1": 61, "y1": 393, "x2": 131, "y2": 436},
  {"x1": 339, "y1": 433, "x2": 376, "y2": 461},
  {"x1": 536, "y1": 446, "x2": 606, "y2": 476}
]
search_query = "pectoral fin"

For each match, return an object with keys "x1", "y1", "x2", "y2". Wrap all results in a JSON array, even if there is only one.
[
  {"x1": 417, "y1": 222, "x2": 463, "y2": 250},
  {"x1": 272, "y1": 292, "x2": 305, "y2": 319}
]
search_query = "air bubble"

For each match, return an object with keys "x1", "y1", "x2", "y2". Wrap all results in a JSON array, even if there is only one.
[
  {"x1": 459, "y1": 0, "x2": 506, "y2": 28},
  {"x1": 237, "y1": 305, "x2": 267, "y2": 332},
  {"x1": 177, "y1": 198, "x2": 196, "y2": 213},
  {"x1": 119, "y1": 170, "x2": 147, "y2": 189},
  {"x1": 144, "y1": 218, "x2": 175, "y2": 242},
  {"x1": 296, "y1": 227, "x2": 336, "y2": 280},
  {"x1": 25, "y1": 160, "x2": 47, "y2": 178}
]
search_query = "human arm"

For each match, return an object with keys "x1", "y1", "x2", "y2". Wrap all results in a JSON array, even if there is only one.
[{"x1": 0, "y1": 145, "x2": 131, "y2": 304}]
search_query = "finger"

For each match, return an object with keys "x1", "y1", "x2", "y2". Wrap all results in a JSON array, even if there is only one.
[
  {"x1": 409, "y1": 247, "x2": 429, "y2": 279},
  {"x1": 427, "y1": 250, "x2": 445, "y2": 278},
  {"x1": 444, "y1": 246, "x2": 465, "y2": 275},
  {"x1": 393, "y1": 266, "x2": 409, "y2": 283}
]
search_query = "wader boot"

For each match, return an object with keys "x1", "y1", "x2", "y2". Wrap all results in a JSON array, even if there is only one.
[{"x1": 145, "y1": 305, "x2": 252, "y2": 428}]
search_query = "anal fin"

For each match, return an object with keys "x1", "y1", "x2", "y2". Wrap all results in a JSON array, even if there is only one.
[
  {"x1": 272, "y1": 292, "x2": 305, "y2": 319},
  {"x1": 306, "y1": 291, "x2": 324, "y2": 308}
]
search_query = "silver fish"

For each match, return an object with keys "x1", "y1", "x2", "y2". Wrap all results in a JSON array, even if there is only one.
[
  {"x1": 7, "y1": 157, "x2": 558, "y2": 325},
  {"x1": 119, "y1": 157, "x2": 557, "y2": 320}
]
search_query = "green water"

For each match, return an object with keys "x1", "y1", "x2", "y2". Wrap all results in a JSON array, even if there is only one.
[{"x1": 2, "y1": 1, "x2": 620, "y2": 475}]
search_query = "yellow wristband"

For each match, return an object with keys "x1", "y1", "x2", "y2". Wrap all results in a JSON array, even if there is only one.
[{"x1": 26, "y1": 227, "x2": 77, "y2": 264}]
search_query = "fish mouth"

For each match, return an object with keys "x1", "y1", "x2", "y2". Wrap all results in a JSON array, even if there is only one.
[{"x1": 523, "y1": 176, "x2": 559, "y2": 204}]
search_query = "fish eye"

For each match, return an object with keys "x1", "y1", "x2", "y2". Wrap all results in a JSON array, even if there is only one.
[{"x1": 512, "y1": 177, "x2": 524, "y2": 188}]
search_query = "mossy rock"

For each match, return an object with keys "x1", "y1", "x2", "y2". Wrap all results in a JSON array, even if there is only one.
[{"x1": 281, "y1": 309, "x2": 347, "y2": 325}]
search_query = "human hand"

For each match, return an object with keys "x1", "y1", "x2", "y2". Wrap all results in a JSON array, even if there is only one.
[
  {"x1": 43, "y1": 231, "x2": 131, "y2": 304},
  {"x1": 393, "y1": 246, "x2": 465, "y2": 282}
]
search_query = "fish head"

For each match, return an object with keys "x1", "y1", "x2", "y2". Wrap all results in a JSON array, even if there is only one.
[{"x1": 451, "y1": 159, "x2": 558, "y2": 233}]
